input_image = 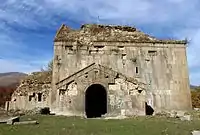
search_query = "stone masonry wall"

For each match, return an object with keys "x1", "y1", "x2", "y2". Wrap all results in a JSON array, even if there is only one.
[
  {"x1": 51, "y1": 24, "x2": 192, "y2": 116},
  {"x1": 6, "y1": 71, "x2": 51, "y2": 111},
  {"x1": 56, "y1": 68, "x2": 146, "y2": 116}
]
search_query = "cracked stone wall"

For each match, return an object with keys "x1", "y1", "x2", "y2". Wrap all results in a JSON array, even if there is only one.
[
  {"x1": 56, "y1": 73, "x2": 146, "y2": 116},
  {"x1": 50, "y1": 24, "x2": 192, "y2": 116}
]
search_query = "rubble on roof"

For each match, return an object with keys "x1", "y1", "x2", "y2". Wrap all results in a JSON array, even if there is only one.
[
  {"x1": 54, "y1": 24, "x2": 186, "y2": 44},
  {"x1": 12, "y1": 71, "x2": 52, "y2": 96}
]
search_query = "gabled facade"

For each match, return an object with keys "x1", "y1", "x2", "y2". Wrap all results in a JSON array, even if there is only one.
[
  {"x1": 55, "y1": 63, "x2": 146, "y2": 116},
  {"x1": 50, "y1": 24, "x2": 192, "y2": 117}
]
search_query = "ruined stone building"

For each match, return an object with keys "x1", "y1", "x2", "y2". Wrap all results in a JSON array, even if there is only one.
[
  {"x1": 5, "y1": 71, "x2": 51, "y2": 111},
  {"x1": 6, "y1": 24, "x2": 192, "y2": 118},
  {"x1": 50, "y1": 24, "x2": 192, "y2": 117}
]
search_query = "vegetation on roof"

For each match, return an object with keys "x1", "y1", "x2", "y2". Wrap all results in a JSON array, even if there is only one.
[{"x1": 54, "y1": 24, "x2": 186, "y2": 44}]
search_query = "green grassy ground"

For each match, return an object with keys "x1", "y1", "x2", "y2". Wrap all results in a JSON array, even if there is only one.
[{"x1": 0, "y1": 115, "x2": 200, "y2": 135}]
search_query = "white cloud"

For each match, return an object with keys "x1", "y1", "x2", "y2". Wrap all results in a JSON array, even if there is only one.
[
  {"x1": 1, "y1": 0, "x2": 200, "y2": 85},
  {"x1": 0, "y1": 58, "x2": 50, "y2": 73}
]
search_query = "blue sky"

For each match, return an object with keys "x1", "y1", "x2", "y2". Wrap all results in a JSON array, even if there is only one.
[{"x1": 0, "y1": 0, "x2": 200, "y2": 85}]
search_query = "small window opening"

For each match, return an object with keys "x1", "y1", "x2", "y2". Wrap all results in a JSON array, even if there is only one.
[
  {"x1": 66, "y1": 46, "x2": 73, "y2": 51},
  {"x1": 94, "y1": 46, "x2": 104, "y2": 48},
  {"x1": 29, "y1": 93, "x2": 35, "y2": 101},
  {"x1": 138, "y1": 90, "x2": 142, "y2": 93},
  {"x1": 135, "y1": 67, "x2": 139, "y2": 74},
  {"x1": 148, "y1": 50, "x2": 157, "y2": 53},
  {"x1": 65, "y1": 45, "x2": 73, "y2": 47},
  {"x1": 38, "y1": 93, "x2": 42, "y2": 102},
  {"x1": 116, "y1": 73, "x2": 120, "y2": 78},
  {"x1": 29, "y1": 96, "x2": 31, "y2": 101},
  {"x1": 148, "y1": 50, "x2": 157, "y2": 56},
  {"x1": 122, "y1": 54, "x2": 126, "y2": 60},
  {"x1": 118, "y1": 46, "x2": 124, "y2": 48},
  {"x1": 94, "y1": 70, "x2": 98, "y2": 74},
  {"x1": 131, "y1": 58, "x2": 137, "y2": 63}
]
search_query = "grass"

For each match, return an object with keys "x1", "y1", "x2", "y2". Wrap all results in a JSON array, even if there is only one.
[{"x1": 0, "y1": 115, "x2": 200, "y2": 135}]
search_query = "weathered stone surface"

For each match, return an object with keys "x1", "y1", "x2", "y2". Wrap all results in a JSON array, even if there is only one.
[
  {"x1": 194, "y1": 108, "x2": 200, "y2": 111},
  {"x1": 55, "y1": 24, "x2": 186, "y2": 44},
  {"x1": 13, "y1": 121, "x2": 38, "y2": 125},
  {"x1": 50, "y1": 24, "x2": 192, "y2": 117},
  {"x1": 180, "y1": 115, "x2": 192, "y2": 121},
  {"x1": 13, "y1": 71, "x2": 52, "y2": 96},
  {"x1": 6, "y1": 23, "x2": 192, "y2": 118},
  {"x1": 192, "y1": 131, "x2": 200, "y2": 135},
  {"x1": 6, "y1": 71, "x2": 51, "y2": 111},
  {"x1": 6, "y1": 116, "x2": 20, "y2": 125}
]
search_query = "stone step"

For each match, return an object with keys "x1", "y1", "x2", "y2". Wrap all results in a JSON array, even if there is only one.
[{"x1": 13, "y1": 121, "x2": 39, "y2": 125}]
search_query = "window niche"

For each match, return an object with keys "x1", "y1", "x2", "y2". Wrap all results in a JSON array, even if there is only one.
[
  {"x1": 38, "y1": 93, "x2": 42, "y2": 102},
  {"x1": 122, "y1": 54, "x2": 127, "y2": 60},
  {"x1": 65, "y1": 45, "x2": 73, "y2": 52},
  {"x1": 118, "y1": 46, "x2": 124, "y2": 50},
  {"x1": 94, "y1": 45, "x2": 104, "y2": 48},
  {"x1": 130, "y1": 57, "x2": 137, "y2": 63},
  {"x1": 135, "y1": 66, "x2": 139, "y2": 74},
  {"x1": 29, "y1": 93, "x2": 35, "y2": 101},
  {"x1": 59, "y1": 89, "x2": 66, "y2": 95},
  {"x1": 55, "y1": 55, "x2": 61, "y2": 67},
  {"x1": 148, "y1": 50, "x2": 157, "y2": 56}
]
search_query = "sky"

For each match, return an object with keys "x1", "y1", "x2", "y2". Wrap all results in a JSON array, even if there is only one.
[{"x1": 0, "y1": 0, "x2": 200, "y2": 85}]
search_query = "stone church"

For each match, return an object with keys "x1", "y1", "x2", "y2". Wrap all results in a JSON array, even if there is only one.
[
  {"x1": 6, "y1": 24, "x2": 192, "y2": 118},
  {"x1": 50, "y1": 24, "x2": 192, "y2": 117}
]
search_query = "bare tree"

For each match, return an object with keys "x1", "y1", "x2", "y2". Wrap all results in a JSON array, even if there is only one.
[
  {"x1": 40, "y1": 60, "x2": 53, "y2": 72},
  {"x1": 47, "y1": 60, "x2": 53, "y2": 71}
]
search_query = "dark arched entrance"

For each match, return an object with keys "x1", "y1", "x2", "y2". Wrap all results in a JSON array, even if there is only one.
[
  {"x1": 145, "y1": 102, "x2": 154, "y2": 115},
  {"x1": 85, "y1": 84, "x2": 107, "y2": 118}
]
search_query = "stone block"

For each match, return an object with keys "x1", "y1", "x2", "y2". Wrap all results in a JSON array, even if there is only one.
[
  {"x1": 109, "y1": 84, "x2": 120, "y2": 91},
  {"x1": 68, "y1": 90, "x2": 78, "y2": 96},
  {"x1": 121, "y1": 109, "x2": 126, "y2": 116},
  {"x1": 115, "y1": 78, "x2": 124, "y2": 84},
  {"x1": 194, "y1": 108, "x2": 200, "y2": 111},
  {"x1": 6, "y1": 116, "x2": 20, "y2": 125},
  {"x1": 192, "y1": 131, "x2": 200, "y2": 135},
  {"x1": 13, "y1": 121, "x2": 39, "y2": 125},
  {"x1": 176, "y1": 111, "x2": 185, "y2": 117},
  {"x1": 180, "y1": 115, "x2": 192, "y2": 121}
]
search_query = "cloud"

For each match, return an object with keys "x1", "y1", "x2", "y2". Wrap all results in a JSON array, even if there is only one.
[
  {"x1": 0, "y1": 58, "x2": 49, "y2": 73},
  {"x1": 0, "y1": 0, "x2": 200, "y2": 85}
]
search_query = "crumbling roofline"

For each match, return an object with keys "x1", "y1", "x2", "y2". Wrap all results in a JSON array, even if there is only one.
[
  {"x1": 54, "y1": 24, "x2": 187, "y2": 44},
  {"x1": 54, "y1": 39, "x2": 186, "y2": 44}
]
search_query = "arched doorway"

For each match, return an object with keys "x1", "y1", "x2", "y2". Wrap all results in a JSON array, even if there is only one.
[{"x1": 85, "y1": 84, "x2": 107, "y2": 118}]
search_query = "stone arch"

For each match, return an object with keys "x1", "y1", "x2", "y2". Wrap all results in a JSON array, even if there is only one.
[{"x1": 85, "y1": 84, "x2": 107, "y2": 118}]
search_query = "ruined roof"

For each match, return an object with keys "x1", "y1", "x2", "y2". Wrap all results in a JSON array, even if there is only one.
[
  {"x1": 21, "y1": 71, "x2": 52, "y2": 84},
  {"x1": 12, "y1": 71, "x2": 52, "y2": 96},
  {"x1": 54, "y1": 24, "x2": 186, "y2": 44}
]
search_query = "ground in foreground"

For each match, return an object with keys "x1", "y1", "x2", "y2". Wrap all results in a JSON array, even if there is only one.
[{"x1": 0, "y1": 115, "x2": 200, "y2": 135}]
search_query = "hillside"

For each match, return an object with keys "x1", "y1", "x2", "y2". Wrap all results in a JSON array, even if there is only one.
[
  {"x1": 0, "y1": 72, "x2": 27, "y2": 87},
  {"x1": 0, "y1": 72, "x2": 27, "y2": 107},
  {"x1": 190, "y1": 85, "x2": 200, "y2": 108}
]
